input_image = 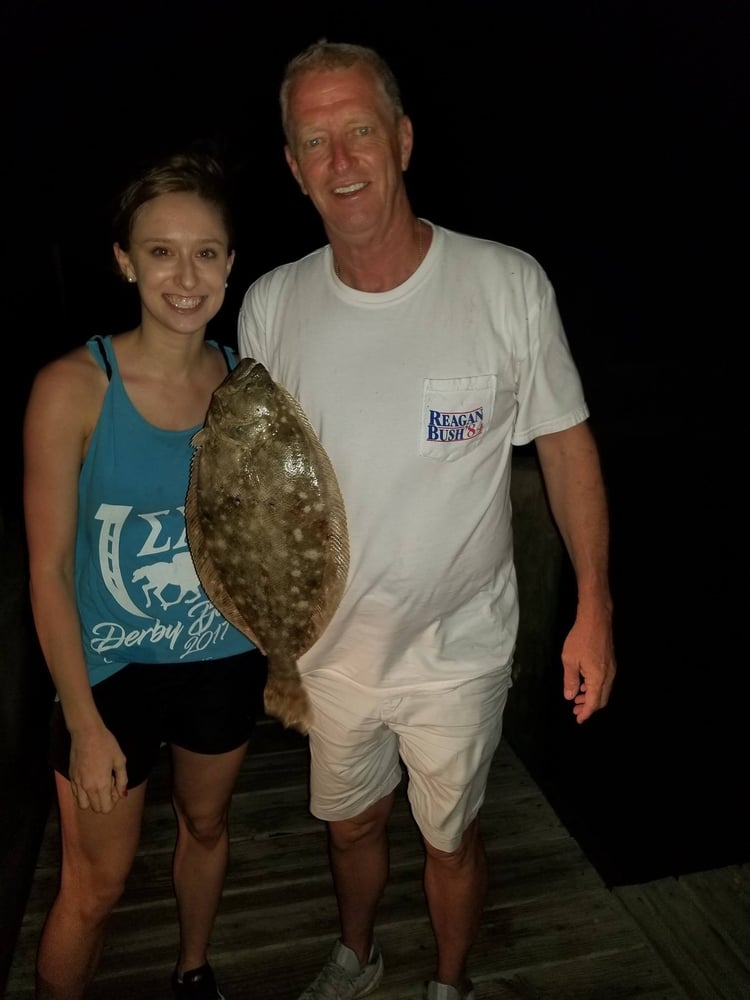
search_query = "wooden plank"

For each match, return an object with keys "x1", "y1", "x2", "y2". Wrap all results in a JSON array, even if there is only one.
[
  {"x1": 8, "y1": 883, "x2": 684, "y2": 1000},
  {"x1": 21, "y1": 739, "x2": 580, "y2": 911},
  {"x1": 613, "y1": 874, "x2": 750, "y2": 1000},
  {"x1": 679, "y1": 866, "x2": 750, "y2": 972},
  {"x1": 4, "y1": 727, "x2": 718, "y2": 1000}
]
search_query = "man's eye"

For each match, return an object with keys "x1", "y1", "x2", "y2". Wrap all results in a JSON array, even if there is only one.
[
  {"x1": 356, "y1": 127, "x2": 371, "y2": 136},
  {"x1": 305, "y1": 137, "x2": 322, "y2": 149}
]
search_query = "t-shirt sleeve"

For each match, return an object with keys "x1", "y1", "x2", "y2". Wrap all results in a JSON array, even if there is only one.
[
  {"x1": 237, "y1": 276, "x2": 268, "y2": 360},
  {"x1": 511, "y1": 275, "x2": 589, "y2": 447}
]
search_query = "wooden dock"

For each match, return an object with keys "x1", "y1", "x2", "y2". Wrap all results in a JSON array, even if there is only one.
[{"x1": 5, "y1": 718, "x2": 748, "y2": 999}]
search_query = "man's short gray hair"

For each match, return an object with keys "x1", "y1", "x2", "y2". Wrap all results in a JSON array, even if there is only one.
[{"x1": 280, "y1": 39, "x2": 404, "y2": 145}]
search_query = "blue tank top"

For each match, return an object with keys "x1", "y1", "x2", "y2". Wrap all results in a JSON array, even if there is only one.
[{"x1": 76, "y1": 335, "x2": 254, "y2": 687}]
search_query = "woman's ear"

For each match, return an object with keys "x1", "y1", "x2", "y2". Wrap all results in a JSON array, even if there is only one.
[{"x1": 113, "y1": 243, "x2": 135, "y2": 282}]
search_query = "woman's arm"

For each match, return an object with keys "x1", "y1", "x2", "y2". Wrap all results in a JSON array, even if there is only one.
[{"x1": 23, "y1": 349, "x2": 128, "y2": 811}]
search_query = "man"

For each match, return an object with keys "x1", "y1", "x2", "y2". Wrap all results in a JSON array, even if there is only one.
[{"x1": 238, "y1": 40, "x2": 616, "y2": 1000}]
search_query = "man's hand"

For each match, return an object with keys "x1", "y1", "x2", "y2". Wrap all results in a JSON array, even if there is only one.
[{"x1": 561, "y1": 605, "x2": 616, "y2": 723}]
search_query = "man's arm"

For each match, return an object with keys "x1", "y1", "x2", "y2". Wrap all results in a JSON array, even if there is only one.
[{"x1": 534, "y1": 420, "x2": 617, "y2": 723}]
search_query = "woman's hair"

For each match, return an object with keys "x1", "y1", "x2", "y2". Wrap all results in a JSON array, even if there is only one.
[
  {"x1": 280, "y1": 39, "x2": 404, "y2": 144},
  {"x1": 112, "y1": 151, "x2": 234, "y2": 251}
]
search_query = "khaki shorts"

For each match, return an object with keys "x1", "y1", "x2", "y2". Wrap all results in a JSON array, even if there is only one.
[{"x1": 304, "y1": 667, "x2": 512, "y2": 852}]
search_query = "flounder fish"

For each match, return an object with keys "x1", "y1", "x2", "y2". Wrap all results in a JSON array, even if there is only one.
[{"x1": 185, "y1": 358, "x2": 349, "y2": 733}]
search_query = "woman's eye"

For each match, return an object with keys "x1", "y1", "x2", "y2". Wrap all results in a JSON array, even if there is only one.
[
  {"x1": 198, "y1": 249, "x2": 217, "y2": 259},
  {"x1": 151, "y1": 247, "x2": 170, "y2": 256}
]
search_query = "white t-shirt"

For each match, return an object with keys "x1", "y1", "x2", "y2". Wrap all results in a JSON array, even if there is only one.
[{"x1": 238, "y1": 222, "x2": 588, "y2": 690}]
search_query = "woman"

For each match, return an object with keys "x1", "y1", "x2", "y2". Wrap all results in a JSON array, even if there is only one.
[{"x1": 23, "y1": 152, "x2": 264, "y2": 1000}]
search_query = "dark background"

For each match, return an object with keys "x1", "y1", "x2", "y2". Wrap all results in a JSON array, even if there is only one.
[{"x1": 3, "y1": 0, "x2": 746, "y2": 886}]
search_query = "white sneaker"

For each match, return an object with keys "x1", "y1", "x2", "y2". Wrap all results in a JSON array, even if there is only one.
[
  {"x1": 423, "y1": 980, "x2": 476, "y2": 1000},
  {"x1": 297, "y1": 940, "x2": 384, "y2": 1000}
]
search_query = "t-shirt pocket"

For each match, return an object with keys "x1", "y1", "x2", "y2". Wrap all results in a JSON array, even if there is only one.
[{"x1": 420, "y1": 375, "x2": 496, "y2": 461}]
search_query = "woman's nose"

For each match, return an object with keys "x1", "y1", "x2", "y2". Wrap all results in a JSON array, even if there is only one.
[{"x1": 176, "y1": 256, "x2": 198, "y2": 288}]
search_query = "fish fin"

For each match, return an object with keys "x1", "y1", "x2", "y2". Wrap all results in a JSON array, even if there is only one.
[
  {"x1": 185, "y1": 453, "x2": 266, "y2": 653},
  {"x1": 275, "y1": 383, "x2": 351, "y2": 642}
]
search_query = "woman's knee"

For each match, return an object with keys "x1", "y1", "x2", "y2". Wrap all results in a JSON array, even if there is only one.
[
  {"x1": 60, "y1": 863, "x2": 127, "y2": 922},
  {"x1": 176, "y1": 805, "x2": 230, "y2": 849}
]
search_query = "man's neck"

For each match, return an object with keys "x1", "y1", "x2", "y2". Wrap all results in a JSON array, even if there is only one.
[{"x1": 331, "y1": 217, "x2": 431, "y2": 292}]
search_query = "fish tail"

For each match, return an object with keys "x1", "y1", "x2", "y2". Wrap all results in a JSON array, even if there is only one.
[{"x1": 264, "y1": 661, "x2": 311, "y2": 735}]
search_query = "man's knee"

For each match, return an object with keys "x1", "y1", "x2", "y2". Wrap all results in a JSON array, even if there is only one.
[
  {"x1": 328, "y1": 793, "x2": 394, "y2": 849},
  {"x1": 423, "y1": 817, "x2": 481, "y2": 866}
]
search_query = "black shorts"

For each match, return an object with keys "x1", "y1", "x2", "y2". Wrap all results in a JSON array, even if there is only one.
[{"x1": 49, "y1": 650, "x2": 268, "y2": 789}]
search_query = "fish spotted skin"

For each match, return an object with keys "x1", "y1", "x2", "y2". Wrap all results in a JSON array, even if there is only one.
[{"x1": 185, "y1": 358, "x2": 349, "y2": 733}]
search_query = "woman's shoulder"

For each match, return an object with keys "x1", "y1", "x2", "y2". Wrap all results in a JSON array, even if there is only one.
[
  {"x1": 29, "y1": 339, "x2": 109, "y2": 412},
  {"x1": 206, "y1": 339, "x2": 238, "y2": 371}
]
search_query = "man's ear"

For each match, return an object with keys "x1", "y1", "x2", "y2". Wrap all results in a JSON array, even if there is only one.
[
  {"x1": 399, "y1": 115, "x2": 414, "y2": 171},
  {"x1": 285, "y1": 146, "x2": 308, "y2": 196}
]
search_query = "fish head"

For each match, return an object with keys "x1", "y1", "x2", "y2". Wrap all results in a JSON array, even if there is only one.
[{"x1": 204, "y1": 358, "x2": 280, "y2": 445}]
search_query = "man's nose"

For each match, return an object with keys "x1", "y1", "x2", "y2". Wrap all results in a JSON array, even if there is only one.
[{"x1": 330, "y1": 137, "x2": 354, "y2": 173}]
